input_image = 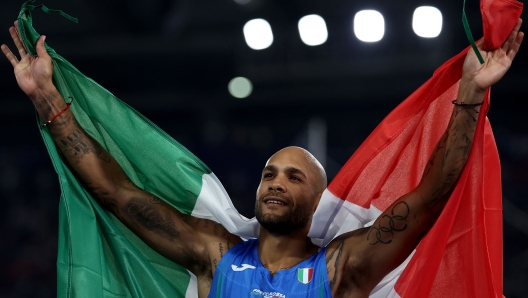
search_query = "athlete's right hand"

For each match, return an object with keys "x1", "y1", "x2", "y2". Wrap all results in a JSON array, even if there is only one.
[{"x1": 1, "y1": 21, "x2": 56, "y2": 100}]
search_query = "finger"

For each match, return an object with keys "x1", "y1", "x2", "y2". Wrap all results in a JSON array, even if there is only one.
[
  {"x1": 14, "y1": 20, "x2": 30, "y2": 55},
  {"x1": 1, "y1": 44, "x2": 20, "y2": 67},
  {"x1": 9, "y1": 26, "x2": 27, "y2": 58},
  {"x1": 35, "y1": 35, "x2": 50, "y2": 59},
  {"x1": 507, "y1": 31, "x2": 524, "y2": 60},
  {"x1": 502, "y1": 18, "x2": 522, "y2": 52}
]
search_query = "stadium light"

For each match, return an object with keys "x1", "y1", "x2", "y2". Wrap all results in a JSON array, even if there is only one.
[
  {"x1": 228, "y1": 77, "x2": 253, "y2": 98},
  {"x1": 354, "y1": 10, "x2": 385, "y2": 42},
  {"x1": 413, "y1": 6, "x2": 443, "y2": 38},
  {"x1": 298, "y1": 14, "x2": 328, "y2": 46},
  {"x1": 243, "y1": 19, "x2": 274, "y2": 50}
]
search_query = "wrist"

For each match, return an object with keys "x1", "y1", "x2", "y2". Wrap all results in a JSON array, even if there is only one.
[
  {"x1": 29, "y1": 85, "x2": 68, "y2": 121},
  {"x1": 28, "y1": 83, "x2": 59, "y2": 103},
  {"x1": 456, "y1": 78, "x2": 486, "y2": 104}
]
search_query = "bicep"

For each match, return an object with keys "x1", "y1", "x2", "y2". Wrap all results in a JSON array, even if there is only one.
[
  {"x1": 346, "y1": 192, "x2": 434, "y2": 288},
  {"x1": 113, "y1": 186, "x2": 229, "y2": 276}
]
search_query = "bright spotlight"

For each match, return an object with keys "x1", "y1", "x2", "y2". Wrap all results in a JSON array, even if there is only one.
[
  {"x1": 243, "y1": 19, "x2": 274, "y2": 50},
  {"x1": 354, "y1": 10, "x2": 385, "y2": 42},
  {"x1": 228, "y1": 77, "x2": 253, "y2": 98},
  {"x1": 413, "y1": 6, "x2": 443, "y2": 38},
  {"x1": 298, "y1": 14, "x2": 328, "y2": 46}
]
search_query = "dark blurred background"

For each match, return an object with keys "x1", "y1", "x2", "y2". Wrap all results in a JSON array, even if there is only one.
[{"x1": 0, "y1": 0, "x2": 527, "y2": 297}]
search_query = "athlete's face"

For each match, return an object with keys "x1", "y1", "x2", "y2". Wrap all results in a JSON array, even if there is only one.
[{"x1": 255, "y1": 147, "x2": 324, "y2": 235}]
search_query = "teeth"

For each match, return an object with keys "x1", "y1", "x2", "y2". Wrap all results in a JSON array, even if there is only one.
[{"x1": 266, "y1": 200, "x2": 284, "y2": 205}]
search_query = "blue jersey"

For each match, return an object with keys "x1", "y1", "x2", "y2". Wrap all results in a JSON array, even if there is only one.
[{"x1": 208, "y1": 239, "x2": 332, "y2": 298}]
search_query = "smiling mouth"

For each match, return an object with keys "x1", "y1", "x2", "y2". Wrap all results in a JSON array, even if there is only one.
[
  {"x1": 265, "y1": 199, "x2": 286, "y2": 205},
  {"x1": 263, "y1": 195, "x2": 288, "y2": 206}
]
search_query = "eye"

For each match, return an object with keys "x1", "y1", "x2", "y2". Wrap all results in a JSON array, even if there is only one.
[
  {"x1": 289, "y1": 176, "x2": 302, "y2": 182},
  {"x1": 263, "y1": 173, "x2": 274, "y2": 179}
]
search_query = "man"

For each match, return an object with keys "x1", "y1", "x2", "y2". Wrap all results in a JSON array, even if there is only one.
[{"x1": 1, "y1": 17, "x2": 524, "y2": 297}]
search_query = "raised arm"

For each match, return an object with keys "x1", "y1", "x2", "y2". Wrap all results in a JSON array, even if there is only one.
[
  {"x1": 326, "y1": 19, "x2": 524, "y2": 296},
  {"x1": 1, "y1": 22, "x2": 240, "y2": 290}
]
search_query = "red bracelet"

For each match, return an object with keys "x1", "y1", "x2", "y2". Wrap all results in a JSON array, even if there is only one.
[{"x1": 41, "y1": 97, "x2": 74, "y2": 127}]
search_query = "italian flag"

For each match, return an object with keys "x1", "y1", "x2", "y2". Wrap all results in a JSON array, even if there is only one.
[
  {"x1": 17, "y1": 0, "x2": 522, "y2": 297},
  {"x1": 307, "y1": 1, "x2": 522, "y2": 297}
]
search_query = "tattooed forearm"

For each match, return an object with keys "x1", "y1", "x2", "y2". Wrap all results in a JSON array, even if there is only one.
[
  {"x1": 367, "y1": 202, "x2": 409, "y2": 245},
  {"x1": 33, "y1": 92, "x2": 59, "y2": 118},
  {"x1": 124, "y1": 198, "x2": 181, "y2": 240},
  {"x1": 426, "y1": 106, "x2": 475, "y2": 209},
  {"x1": 53, "y1": 119, "x2": 111, "y2": 166},
  {"x1": 35, "y1": 91, "x2": 111, "y2": 167},
  {"x1": 423, "y1": 132, "x2": 448, "y2": 178}
]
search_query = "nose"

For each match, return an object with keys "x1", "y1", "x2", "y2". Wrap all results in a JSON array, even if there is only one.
[
  {"x1": 268, "y1": 184, "x2": 284, "y2": 192},
  {"x1": 268, "y1": 177, "x2": 286, "y2": 193}
]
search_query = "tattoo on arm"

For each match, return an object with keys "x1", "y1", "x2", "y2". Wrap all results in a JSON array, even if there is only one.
[
  {"x1": 367, "y1": 202, "x2": 409, "y2": 245},
  {"x1": 34, "y1": 92, "x2": 59, "y2": 119},
  {"x1": 427, "y1": 108, "x2": 474, "y2": 209},
  {"x1": 85, "y1": 182, "x2": 121, "y2": 215},
  {"x1": 424, "y1": 132, "x2": 448, "y2": 178},
  {"x1": 219, "y1": 243, "x2": 224, "y2": 258},
  {"x1": 326, "y1": 239, "x2": 344, "y2": 289},
  {"x1": 124, "y1": 198, "x2": 181, "y2": 241},
  {"x1": 53, "y1": 119, "x2": 111, "y2": 166}
]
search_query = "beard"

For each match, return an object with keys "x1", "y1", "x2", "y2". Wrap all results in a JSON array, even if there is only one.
[{"x1": 254, "y1": 196, "x2": 312, "y2": 236}]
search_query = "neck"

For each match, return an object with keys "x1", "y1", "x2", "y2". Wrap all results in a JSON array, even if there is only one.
[{"x1": 257, "y1": 226, "x2": 319, "y2": 276}]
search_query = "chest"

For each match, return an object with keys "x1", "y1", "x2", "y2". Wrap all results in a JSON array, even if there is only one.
[{"x1": 208, "y1": 240, "x2": 332, "y2": 297}]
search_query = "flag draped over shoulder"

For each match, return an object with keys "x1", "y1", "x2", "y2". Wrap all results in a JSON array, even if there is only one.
[{"x1": 17, "y1": 0, "x2": 522, "y2": 297}]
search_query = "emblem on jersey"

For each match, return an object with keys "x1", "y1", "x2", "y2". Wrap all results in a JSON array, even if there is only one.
[
  {"x1": 297, "y1": 268, "x2": 314, "y2": 284},
  {"x1": 231, "y1": 264, "x2": 256, "y2": 271},
  {"x1": 250, "y1": 289, "x2": 286, "y2": 298}
]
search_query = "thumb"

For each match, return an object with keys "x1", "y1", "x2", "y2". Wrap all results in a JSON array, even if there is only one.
[{"x1": 35, "y1": 35, "x2": 50, "y2": 59}]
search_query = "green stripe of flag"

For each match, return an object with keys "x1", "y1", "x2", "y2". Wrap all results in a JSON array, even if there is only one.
[{"x1": 18, "y1": 2, "x2": 210, "y2": 297}]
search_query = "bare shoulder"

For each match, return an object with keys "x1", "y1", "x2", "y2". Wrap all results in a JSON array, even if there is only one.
[{"x1": 325, "y1": 227, "x2": 371, "y2": 297}]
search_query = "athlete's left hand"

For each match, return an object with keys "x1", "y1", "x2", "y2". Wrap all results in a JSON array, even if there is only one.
[{"x1": 462, "y1": 18, "x2": 523, "y2": 92}]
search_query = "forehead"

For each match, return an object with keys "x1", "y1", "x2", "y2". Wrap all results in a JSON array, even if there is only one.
[{"x1": 265, "y1": 148, "x2": 312, "y2": 171}]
